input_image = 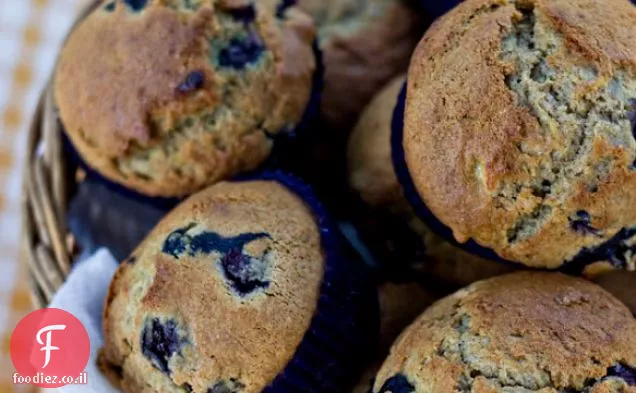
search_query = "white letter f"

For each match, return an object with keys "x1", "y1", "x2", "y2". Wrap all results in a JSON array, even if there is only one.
[{"x1": 36, "y1": 325, "x2": 66, "y2": 369}]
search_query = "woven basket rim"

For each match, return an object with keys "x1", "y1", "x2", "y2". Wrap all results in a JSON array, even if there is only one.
[{"x1": 21, "y1": 0, "x2": 99, "y2": 309}]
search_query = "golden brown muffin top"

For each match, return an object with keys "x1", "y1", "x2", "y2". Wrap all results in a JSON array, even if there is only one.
[
  {"x1": 55, "y1": 0, "x2": 315, "y2": 197},
  {"x1": 100, "y1": 180, "x2": 325, "y2": 393},
  {"x1": 404, "y1": 0, "x2": 636, "y2": 268},
  {"x1": 373, "y1": 272, "x2": 636, "y2": 393}
]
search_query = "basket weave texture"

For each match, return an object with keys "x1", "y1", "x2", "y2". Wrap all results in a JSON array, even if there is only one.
[{"x1": 21, "y1": 1, "x2": 98, "y2": 309}]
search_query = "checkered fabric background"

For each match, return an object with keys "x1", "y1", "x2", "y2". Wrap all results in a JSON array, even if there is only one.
[{"x1": 0, "y1": 0, "x2": 90, "y2": 391}]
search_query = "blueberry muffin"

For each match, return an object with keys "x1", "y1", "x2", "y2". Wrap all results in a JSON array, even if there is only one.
[
  {"x1": 373, "y1": 272, "x2": 636, "y2": 393},
  {"x1": 348, "y1": 75, "x2": 517, "y2": 287},
  {"x1": 296, "y1": 0, "x2": 424, "y2": 129},
  {"x1": 352, "y1": 281, "x2": 437, "y2": 393},
  {"x1": 55, "y1": 0, "x2": 316, "y2": 197},
  {"x1": 98, "y1": 173, "x2": 378, "y2": 392},
  {"x1": 395, "y1": 0, "x2": 636, "y2": 270}
]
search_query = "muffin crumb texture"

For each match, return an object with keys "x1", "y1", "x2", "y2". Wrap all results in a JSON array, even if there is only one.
[
  {"x1": 500, "y1": 1, "x2": 636, "y2": 248},
  {"x1": 404, "y1": 0, "x2": 636, "y2": 268},
  {"x1": 55, "y1": 0, "x2": 316, "y2": 197},
  {"x1": 372, "y1": 272, "x2": 636, "y2": 393}
]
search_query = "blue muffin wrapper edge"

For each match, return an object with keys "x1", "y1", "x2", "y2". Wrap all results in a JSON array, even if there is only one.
[
  {"x1": 415, "y1": 0, "x2": 463, "y2": 19},
  {"x1": 236, "y1": 171, "x2": 380, "y2": 393},
  {"x1": 262, "y1": 40, "x2": 325, "y2": 168}
]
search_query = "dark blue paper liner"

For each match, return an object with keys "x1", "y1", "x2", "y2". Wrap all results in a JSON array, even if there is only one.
[
  {"x1": 232, "y1": 171, "x2": 380, "y2": 393},
  {"x1": 390, "y1": 82, "x2": 636, "y2": 274},
  {"x1": 262, "y1": 40, "x2": 324, "y2": 169},
  {"x1": 414, "y1": 0, "x2": 463, "y2": 19}
]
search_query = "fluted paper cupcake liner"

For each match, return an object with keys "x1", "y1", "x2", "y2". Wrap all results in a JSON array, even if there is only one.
[
  {"x1": 263, "y1": 40, "x2": 324, "y2": 168},
  {"x1": 413, "y1": 0, "x2": 463, "y2": 19}
]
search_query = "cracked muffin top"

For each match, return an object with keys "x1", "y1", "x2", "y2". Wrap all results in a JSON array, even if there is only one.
[
  {"x1": 55, "y1": 0, "x2": 315, "y2": 197},
  {"x1": 401, "y1": 0, "x2": 636, "y2": 269},
  {"x1": 296, "y1": 0, "x2": 423, "y2": 129},
  {"x1": 372, "y1": 272, "x2": 636, "y2": 393},
  {"x1": 99, "y1": 179, "x2": 326, "y2": 392}
]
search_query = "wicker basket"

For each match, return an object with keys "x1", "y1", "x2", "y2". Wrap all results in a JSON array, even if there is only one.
[
  {"x1": 20, "y1": 1, "x2": 636, "y2": 315},
  {"x1": 21, "y1": 1, "x2": 98, "y2": 309}
]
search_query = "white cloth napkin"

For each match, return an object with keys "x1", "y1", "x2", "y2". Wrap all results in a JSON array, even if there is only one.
[{"x1": 48, "y1": 248, "x2": 121, "y2": 393}]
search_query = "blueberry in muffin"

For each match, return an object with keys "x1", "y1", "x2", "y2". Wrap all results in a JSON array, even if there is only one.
[
  {"x1": 55, "y1": 0, "x2": 317, "y2": 197},
  {"x1": 294, "y1": 0, "x2": 425, "y2": 129},
  {"x1": 395, "y1": 0, "x2": 636, "y2": 269},
  {"x1": 162, "y1": 228, "x2": 271, "y2": 294},
  {"x1": 141, "y1": 318, "x2": 189, "y2": 375},
  {"x1": 373, "y1": 272, "x2": 636, "y2": 393},
  {"x1": 375, "y1": 374, "x2": 414, "y2": 393},
  {"x1": 99, "y1": 172, "x2": 378, "y2": 393}
]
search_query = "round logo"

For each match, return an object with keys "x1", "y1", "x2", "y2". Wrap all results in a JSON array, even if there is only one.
[{"x1": 10, "y1": 308, "x2": 90, "y2": 388}]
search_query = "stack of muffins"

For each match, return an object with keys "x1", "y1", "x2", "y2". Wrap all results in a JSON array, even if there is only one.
[{"x1": 53, "y1": 0, "x2": 636, "y2": 392}]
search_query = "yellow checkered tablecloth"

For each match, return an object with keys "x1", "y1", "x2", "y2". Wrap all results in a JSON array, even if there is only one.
[{"x1": 0, "y1": 0, "x2": 90, "y2": 391}]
